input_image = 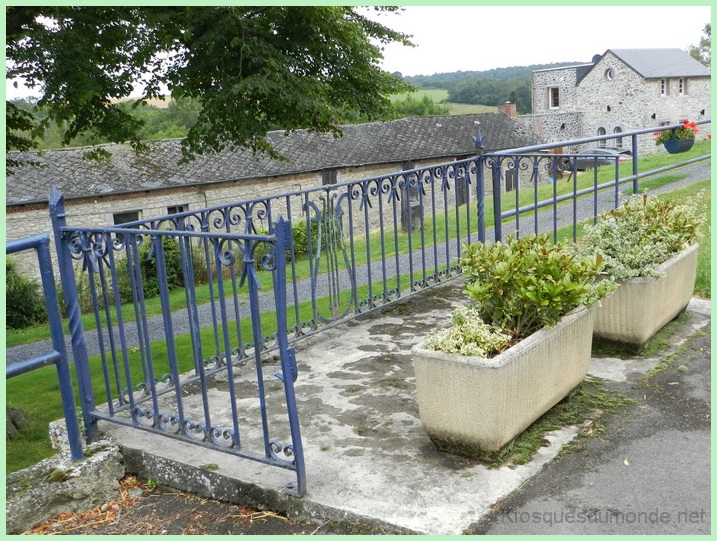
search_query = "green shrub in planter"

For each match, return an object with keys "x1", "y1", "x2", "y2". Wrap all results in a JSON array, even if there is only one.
[
  {"x1": 570, "y1": 194, "x2": 701, "y2": 279},
  {"x1": 458, "y1": 233, "x2": 613, "y2": 345}
]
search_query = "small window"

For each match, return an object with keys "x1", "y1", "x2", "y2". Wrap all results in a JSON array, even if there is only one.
[
  {"x1": 613, "y1": 127, "x2": 623, "y2": 149},
  {"x1": 548, "y1": 87, "x2": 560, "y2": 109},
  {"x1": 113, "y1": 210, "x2": 141, "y2": 243},
  {"x1": 678, "y1": 78, "x2": 686, "y2": 95},
  {"x1": 167, "y1": 204, "x2": 188, "y2": 215},
  {"x1": 113, "y1": 210, "x2": 141, "y2": 227},
  {"x1": 597, "y1": 127, "x2": 607, "y2": 148},
  {"x1": 658, "y1": 120, "x2": 671, "y2": 127},
  {"x1": 660, "y1": 79, "x2": 668, "y2": 96},
  {"x1": 605, "y1": 68, "x2": 615, "y2": 80},
  {"x1": 321, "y1": 170, "x2": 338, "y2": 186}
]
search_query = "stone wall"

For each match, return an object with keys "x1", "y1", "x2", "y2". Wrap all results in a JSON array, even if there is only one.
[
  {"x1": 7, "y1": 156, "x2": 475, "y2": 280},
  {"x1": 528, "y1": 52, "x2": 711, "y2": 155}
]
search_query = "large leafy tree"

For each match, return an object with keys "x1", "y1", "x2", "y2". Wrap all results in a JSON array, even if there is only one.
[{"x1": 6, "y1": 6, "x2": 413, "y2": 171}]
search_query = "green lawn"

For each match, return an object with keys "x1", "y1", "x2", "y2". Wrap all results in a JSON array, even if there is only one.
[{"x1": 389, "y1": 88, "x2": 497, "y2": 115}]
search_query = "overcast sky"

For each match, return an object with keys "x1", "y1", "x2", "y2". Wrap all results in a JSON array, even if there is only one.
[
  {"x1": 364, "y1": 5, "x2": 711, "y2": 76},
  {"x1": 6, "y1": 4, "x2": 711, "y2": 99}
]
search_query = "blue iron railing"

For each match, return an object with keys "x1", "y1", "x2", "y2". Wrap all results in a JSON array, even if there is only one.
[
  {"x1": 6, "y1": 234, "x2": 84, "y2": 461},
  {"x1": 48, "y1": 120, "x2": 709, "y2": 495}
]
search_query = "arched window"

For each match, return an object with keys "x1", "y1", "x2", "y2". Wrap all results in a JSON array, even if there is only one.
[
  {"x1": 597, "y1": 127, "x2": 607, "y2": 148},
  {"x1": 613, "y1": 127, "x2": 623, "y2": 148}
]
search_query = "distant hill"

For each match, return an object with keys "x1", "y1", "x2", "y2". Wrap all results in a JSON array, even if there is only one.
[{"x1": 403, "y1": 62, "x2": 585, "y2": 88}]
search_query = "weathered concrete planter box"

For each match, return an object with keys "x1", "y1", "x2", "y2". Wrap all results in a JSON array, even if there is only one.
[
  {"x1": 592, "y1": 244, "x2": 698, "y2": 349},
  {"x1": 412, "y1": 306, "x2": 594, "y2": 460}
]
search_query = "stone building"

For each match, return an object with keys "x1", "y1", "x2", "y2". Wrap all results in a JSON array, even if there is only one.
[
  {"x1": 523, "y1": 48, "x2": 711, "y2": 153},
  {"x1": 7, "y1": 112, "x2": 542, "y2": 278}
]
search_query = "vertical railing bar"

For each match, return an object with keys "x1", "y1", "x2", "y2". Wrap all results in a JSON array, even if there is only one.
[
  {"x1": 533, "y1": 158, "x2": 539, "y2": 235},
  {"x1": 107, "y1": 240, "x2": 134, "y2": 413},
  {"x1": 178, "y1": 232, "x2": 211, "y2": 431},
  {"x1": 84, "y1": 251, "x2": 114, "y2": 415},
  {"x1": 286, "y1": 196, "x2": 301, "y2": 332},
  {"x1": 96, "y1": 244, "x2": 123, "y2": 407},
  {"x1": 345, "y1": 188, "x2": 360, "y2": 315},
  {"x1": 405, "y1": 174, "x2": 416, "y2": 290},
  {"x1": 201, "y1": 216, "x2": 222, "y2": 359},
  {"x1": 476, "y1": 159, "x2": 485, "y2": 243},
  {"x1": 491, "y1": 159, "x2": 502, "y2": 243},
  {"x1": 418, "y1": 174, "x2": 427, "y2": 286},
  {"x1": 430, "y1": 169, "x2": 439, "y2": 282},
  {"x1": 131, "y1": 235, "x2": 161, "y2": 421},
  {"x1": 631, "y1": 134, "x2": 640, "y2": 194},
  {"x1": 442, "y1": 167, "x2": 450, "y2": 277},
  {"x1": 572, "y1": 162, "x2": 578, "y2": 242},
  {"x1": 362, "y1": 183, "x2": 373, "y2": 307},
  {"x1": 614, "y1": 159, "x2": 620, "y2": 208},
  {"x1": 514, "y1": 159, "x2": 520, "y2": 238},
  {"x1": 245, "y1": 239, "x2": 272, "y2": 457},
  {"x1": 211, "y1": 237, "x2": 241, "y2": 447},
  {"x1": 377, "y1": 180, "x2": 389, "y2": 299},
  {"x1": 391, "y1": 176, "x2": 401, "y2": 294},
  {"x1": 154, "y1": 235, "x2": 187, "y2": 434},
  {"x1": 552, "y1": 158, "x2": 558, "y2": 244},
  {"x1": 272, "y1": 217, "x2": 306, "y2": 496},
  {"x1": 125, "y1": 238, "x2": 150, "y2": 389}
]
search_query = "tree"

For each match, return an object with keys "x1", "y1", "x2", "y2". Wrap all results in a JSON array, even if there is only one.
[
  {"x1": 6, "y1": 6, "x2": 413, "y2": 172},
  {"x1": 392, "y1": 95, "x2": 449, "y2": 117},
  {"x1": 688, "y1": 23, "x2": 711, "y2": 67}
]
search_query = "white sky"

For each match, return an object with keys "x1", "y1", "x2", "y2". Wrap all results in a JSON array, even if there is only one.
[
  {"x1": 6, "y1": 4, "x2": 711, "y2": 99},
  {"x1": 364, "y1": 5, "x2": 712, "y2": 76}
]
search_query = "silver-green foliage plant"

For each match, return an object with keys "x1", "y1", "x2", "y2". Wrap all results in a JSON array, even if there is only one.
[
  {"x1": 425, "y1": 304, "x2": 512, "y2": 357},
  {"x1": 573, "y1": 194, "x2": 701, "y2": 281},
  {"x1": 460, "y1": 233, "x2": 613, "y2": 341}
]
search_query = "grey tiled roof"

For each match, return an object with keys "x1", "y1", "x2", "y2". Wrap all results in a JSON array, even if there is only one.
[
  {"x1": 7, "y1": 113, "x2": 542, "y2": 205},
  {"x1": 606, "y1": 48, "x2": 710, "y2": 79}
]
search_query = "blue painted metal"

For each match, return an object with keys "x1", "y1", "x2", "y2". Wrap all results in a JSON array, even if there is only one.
[
  {"x1": 6, "y1": 234, "x2": 84, "y2": 461},
  {"x1": 41, "y1": 119, "x2": 708, "y2": 496}
]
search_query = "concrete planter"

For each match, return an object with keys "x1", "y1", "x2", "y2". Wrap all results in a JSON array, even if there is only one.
[
  {"x1": 412, "y1": 306, "x2": 594, "y2": 460},
  {"x1": 592, "y1": 243, "x2": 698, "y2": 349}
]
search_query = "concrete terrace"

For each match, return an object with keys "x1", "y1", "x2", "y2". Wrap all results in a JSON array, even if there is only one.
[{"x1": 98, "y1": 277, "x2": 711, "y2": 535}]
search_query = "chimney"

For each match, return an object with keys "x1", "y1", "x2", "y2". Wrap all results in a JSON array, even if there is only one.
[{"x1": 498, "y1": 101, "x2": 517, "y2": 118}]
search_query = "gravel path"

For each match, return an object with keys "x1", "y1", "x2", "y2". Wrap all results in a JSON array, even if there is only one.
[{"x1": 6, "y1": 161, "x2": 709, "y2": 366}]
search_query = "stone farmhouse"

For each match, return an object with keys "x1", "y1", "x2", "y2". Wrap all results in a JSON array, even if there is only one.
[
  {"x1": 523, "y1": 48, "x2": 711, "y2": 153},
  {"x1": 7, "y1": 112, "x2": 541, "y2": 277}
]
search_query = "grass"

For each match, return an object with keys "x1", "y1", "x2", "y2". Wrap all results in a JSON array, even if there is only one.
[
  {"x1": 489, "y1": 380, "x2": 633, "y2": 467},
  {"x1": 389, "y1": 88, "x2": 497, "y2": 115}
]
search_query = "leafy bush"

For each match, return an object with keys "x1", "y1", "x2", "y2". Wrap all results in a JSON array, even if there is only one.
[
  {"x1": 6, "y1": 259, "x2": 47, "y2": 330},
  {"x1": 425, "y1": 304, "x2": 511, "y2": 357},
  {"x1": 571, "y1": 194, "x2": 701, "y2": 281},
  {"x1": 460, "y1": 234, "x2": 613, "y2": 342},
  {"x1": 116, "y1": 236, "x2": 184, "y2": 303}
]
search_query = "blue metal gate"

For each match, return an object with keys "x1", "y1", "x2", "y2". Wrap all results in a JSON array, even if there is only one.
[{"x1": 49, "y1": 188, "x2": 306, "y2": 496}]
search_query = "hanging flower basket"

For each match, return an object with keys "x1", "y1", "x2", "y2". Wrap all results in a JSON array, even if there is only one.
[
  {"x1": 662, "y1": 138, "x2": 695, "y2": 154},
  {"x1": 654, "y1": 120, "x2": 698, "y2": 154}
]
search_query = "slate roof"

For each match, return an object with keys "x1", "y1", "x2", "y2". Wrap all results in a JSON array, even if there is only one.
[
  {"x1": 607, "y1": 48, "x2": 711, "y2": 78},
  {"x1": 7, "y1": 113, "x2": 542, "y2": 206}
]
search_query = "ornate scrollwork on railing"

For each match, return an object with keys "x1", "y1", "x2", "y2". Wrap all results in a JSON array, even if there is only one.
[
  {"x1": 269, "y1": 440, "x2": 297, "y2": 467},
  {"x1": 209, "y1": 426, "x2": 237, "y2": 449},
  {"x1": 183, "y1": 419, "x2": 208, "y2": 442}
]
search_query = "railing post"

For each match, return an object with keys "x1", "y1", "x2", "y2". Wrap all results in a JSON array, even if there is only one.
[
  {"x1": 476, "y1": 156, "x2": 486, "y2": 243},
  {"x1": 272, "y1": 217, "x2": 306, "y2": 496},
  {"x1": 491, "y1": 157, "x2": 503, "y2": 242},
  {"x1": 48, "y1": 187, "x2": 97, "y2": 442},
  {"x1": 631, "y1": 134, "x2": 639, "y2": 194}
]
